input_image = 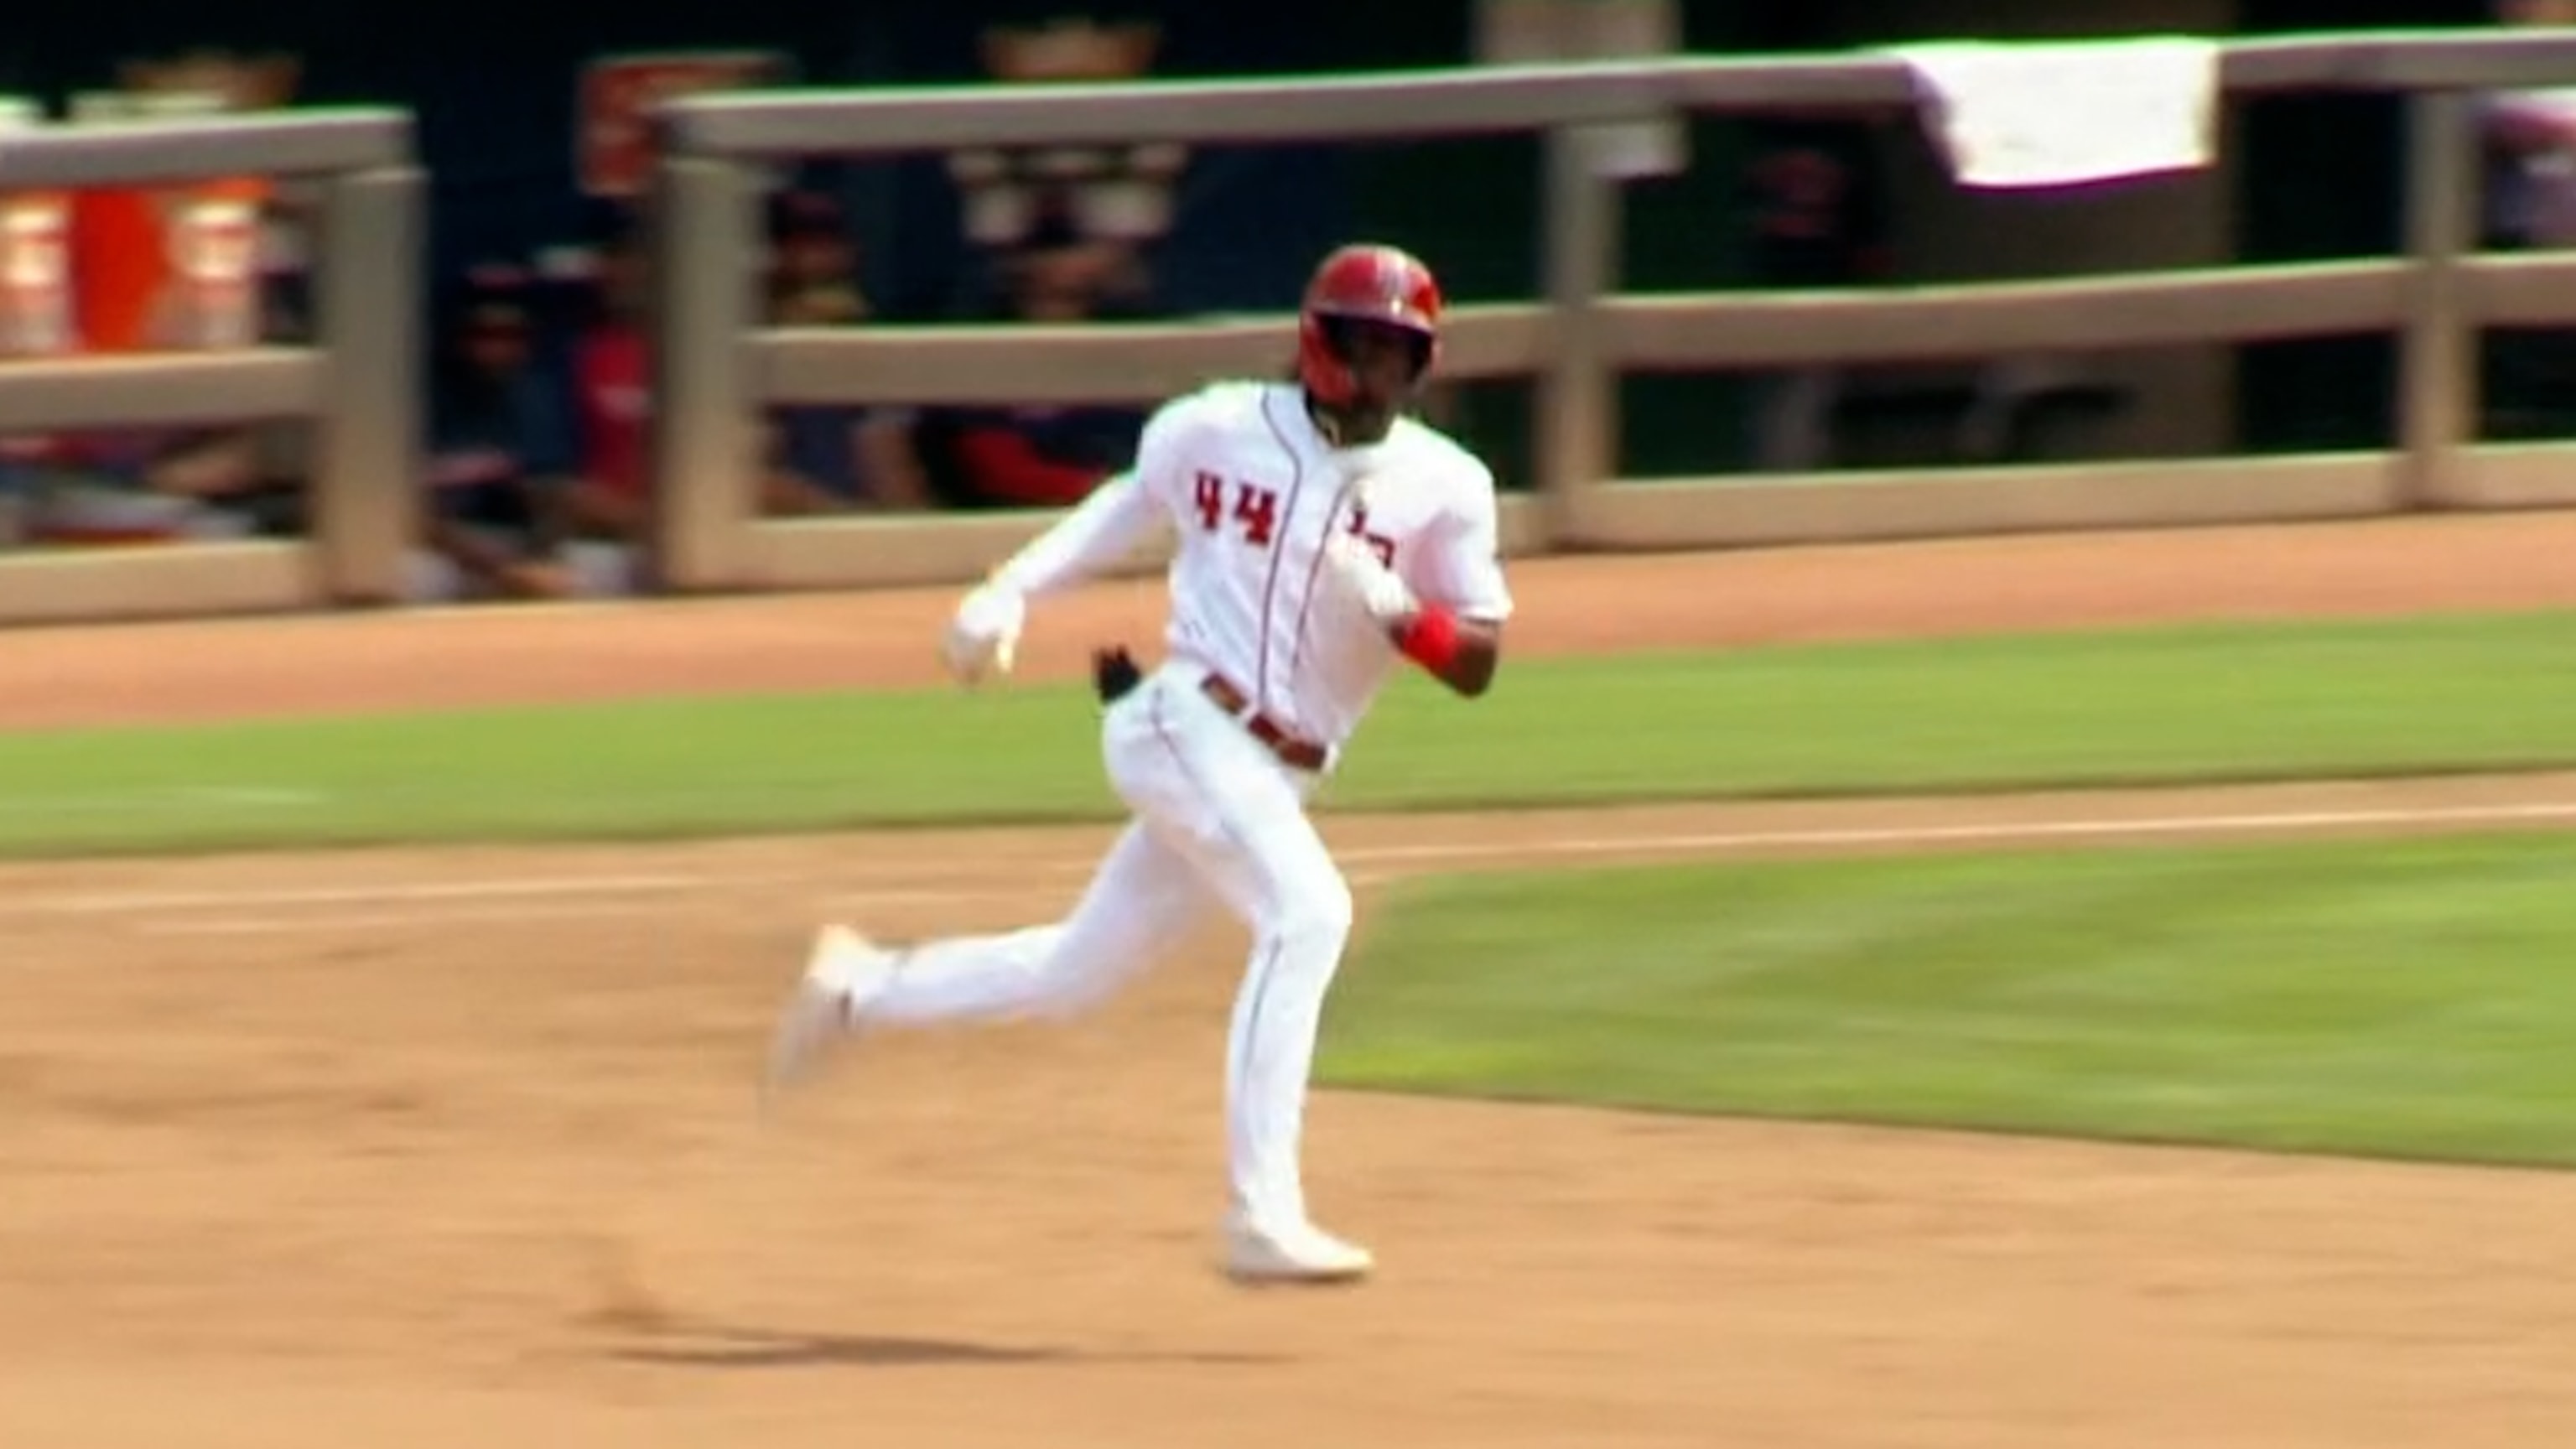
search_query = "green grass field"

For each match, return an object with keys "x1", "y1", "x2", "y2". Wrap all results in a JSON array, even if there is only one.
[
  {"x1": 18, "y1": 605, "x2": 2576, "y2": 1168},
  {"x1": 1321, "y1": 831, "x2": 2576, "y2": 1167},
  {"x1": 5, "y1": 608, "x2": 2575, "y2": 857}
]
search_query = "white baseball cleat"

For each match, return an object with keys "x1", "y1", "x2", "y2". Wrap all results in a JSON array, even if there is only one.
[
  {"x1": 1220, "y1": 1210, "x2": 1374, "y2": 1286},
  {"x1": 761, "y1": 924, "x2": 897, "y2": 1103}
]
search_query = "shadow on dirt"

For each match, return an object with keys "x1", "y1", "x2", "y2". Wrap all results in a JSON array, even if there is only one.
[{"x1": 601, "y1": 1317, "x2": 1287, "y2": 1372}]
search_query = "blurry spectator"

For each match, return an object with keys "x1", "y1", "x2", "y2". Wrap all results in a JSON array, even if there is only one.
[
  {"x1": 11, "y1": 425, "x2": 289, "y2": 546},
  {"x1": 1747, "y1": 120, "x2": 1893, "y2": 288},
  {"x1": 760, "y1": 190, "x2": 932, "y2": 512},
  {"x1": 766, "y1": 190, "x2": 871, "y2": 329},
  {"x1": 948, "y1": 17, "x2": 1182, "y2": 257},
  {"x1": 2481, "y1": 0, "x2": 2576, "y2": 248},
  {"x1": 1741, "y1": 115, "x2": 1893, "y2": 471},
  {"x1": 565, "y1": 205, "x2": 654, "y2": 560},
  {"x1": 913, "y1": 215, "x2": 1153, "y2": 512},
  {"x1": 565, "y1": 202, "x2": 873, "y2": 577},
  {"x1": 2479, "y1": 0, "x2": 2576, "y2": 434},
  {"x1": 408, "y1": 266, "x2": 588, "y2": 602}
]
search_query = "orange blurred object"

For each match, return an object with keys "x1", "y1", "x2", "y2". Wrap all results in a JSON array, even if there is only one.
[{"x1": 68, "y1": 176, "x2": 267, "y2": 353}]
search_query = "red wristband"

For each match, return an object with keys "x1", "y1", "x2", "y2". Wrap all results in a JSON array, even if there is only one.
[{"x1": 1395, "y1": 605, "x2": 1462, "y2": 673}]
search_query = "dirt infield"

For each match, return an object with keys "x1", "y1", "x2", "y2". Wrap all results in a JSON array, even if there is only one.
[{"x1": 7, "y1": 514, "x2": 2576, "y2": 1448}]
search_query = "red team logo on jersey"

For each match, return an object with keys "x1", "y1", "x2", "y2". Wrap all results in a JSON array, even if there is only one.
[{"x1": 1343, "y1": 503, "x2": 1396, "y2": 569}]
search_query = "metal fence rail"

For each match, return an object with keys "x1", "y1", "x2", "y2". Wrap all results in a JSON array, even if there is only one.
[
  {"x1": 0, "y1": 106, "x2": 421, "y2": 621},
  {"x1": 643, "y1": 28, "x2": 2576, "y2": 595}
]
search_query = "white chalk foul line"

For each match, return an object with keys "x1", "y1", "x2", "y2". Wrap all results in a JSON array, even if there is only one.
[
  {"x1": 24, "y1": 792, "x2": 2576, "y2": 927},
  {"x1": 36, "y1": 871, "x2": 727, "y2": 916},
  {"x1": 137, "y1": 898, "x2": 654, "y2": 936},
  {"x1": 137, "y1": 886, "x2": 1088, "y2": 937},
  {"x1": 38, "y1": 870, "x2": 1088, "y2": 917},
  {"x1": 0, "y1": 786, "x2": 329, "y2": 817},
  {"x1": 1330, "y1": 799, "x2": 2576, "y2": 865}
]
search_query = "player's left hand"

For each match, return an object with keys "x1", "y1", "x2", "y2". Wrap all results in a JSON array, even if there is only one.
[
  {"x1": 943, "y1": 582, "x2": 1026, "y2": 686},
  {"x1": 1321, "y1": 530, "x2": 1417, "y2": 628}
]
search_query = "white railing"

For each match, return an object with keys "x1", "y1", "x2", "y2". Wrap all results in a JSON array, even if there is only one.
[{"x1": 636, "y1": 29, "x2": 2576, "y2": 594}]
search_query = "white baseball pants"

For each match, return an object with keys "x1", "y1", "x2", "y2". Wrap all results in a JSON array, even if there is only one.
[{"x1": 858, "y1": 662, "x2": 1354, "y2": 1231}]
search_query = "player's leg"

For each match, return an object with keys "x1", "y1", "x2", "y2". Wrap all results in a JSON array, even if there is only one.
[
  {"x1": 870, "y1": 821, "x2": 1215, "y2": 1025},
  {"x1": 1110, "y1": 673, "x2": 1363, "y2": 1276},
  {"x1": 1199, "y1": 808, "x2": 1354, "y2": 1265},
  {"x1": 765, "y1": 818, "x2": 1215, "y2": 1092}
]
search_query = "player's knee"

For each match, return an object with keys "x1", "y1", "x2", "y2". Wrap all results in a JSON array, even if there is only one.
[{"x1": 1270, "y1": 876, "x2": 1353, "y2": 953}]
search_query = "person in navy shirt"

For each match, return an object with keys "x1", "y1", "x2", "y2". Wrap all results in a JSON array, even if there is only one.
[
  {"x1": 914, "y1": 215, "x2": 1154, "y2": 511},
  {"x1": 415, "y1": 267, "x2": 586, "y2": 600}
]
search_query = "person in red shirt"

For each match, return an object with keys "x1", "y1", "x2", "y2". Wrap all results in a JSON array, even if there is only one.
[
  {"x1": 567, "y1": 203, "x2": 874, "y2": 564},
  {"x1": 567, "y1": 210, "x2": 653, "y2": 544}
]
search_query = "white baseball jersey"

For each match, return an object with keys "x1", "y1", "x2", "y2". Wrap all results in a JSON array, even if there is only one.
[
  {"x1": 1135, "y1": 380, "x2": 1511, "y2": 748},
  {"x1": 992, "y1": 378, "x2": 1512, "y2": 749}
]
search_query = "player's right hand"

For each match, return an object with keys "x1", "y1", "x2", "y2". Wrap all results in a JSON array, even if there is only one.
[
  {"x1": 942, "y1": 582, "x2": 1026, "y2": 687},
  {"x1": 1322, "y1": 531, "x2": 1417, "y2": 627}
]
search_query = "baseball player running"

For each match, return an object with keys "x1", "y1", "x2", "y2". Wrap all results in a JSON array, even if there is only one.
[{"x1": 763, "y1": 242, "x2": 1513, "y2": 1285}]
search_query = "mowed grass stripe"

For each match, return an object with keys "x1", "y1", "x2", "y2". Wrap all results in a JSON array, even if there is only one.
[
  {"x1": 0, "y1": 609, "x2": 2570, "y2": 856},
  {"x1": 1321, "y1": 830, "x2": 2576, "y2": 1168}
]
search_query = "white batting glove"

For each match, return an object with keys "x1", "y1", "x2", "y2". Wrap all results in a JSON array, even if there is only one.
[
  {"x1": 1322, "y1": 530, "x2": 1418, "y2": 627},
  {"x1": 942, "y1": 581, "x2": 1026, "y2": 687}
]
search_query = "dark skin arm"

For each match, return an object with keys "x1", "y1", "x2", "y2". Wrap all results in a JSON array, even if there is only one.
[
  {"x1": 553, "y1": 479, "x2": 647, "y2": 541},
  {"x1": 1389, "y1": 615, "x2": 1503, "y2": 699},
  {"x1": 423, "y1": 517, "x2": 577, "y2": 599}
]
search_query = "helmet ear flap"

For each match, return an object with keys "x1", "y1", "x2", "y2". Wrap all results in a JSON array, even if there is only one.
[
  {"x1": 1405, "y1": 328, "x2": 1437, "y2": 382},
  {"x1": 1296, "y1": 312, "x2": 1357, "y2": 403}
]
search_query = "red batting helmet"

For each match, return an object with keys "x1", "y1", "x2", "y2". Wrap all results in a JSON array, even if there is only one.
[{"x1": 1296, "y1": 242, "x2": 1443, "y2": 407}]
